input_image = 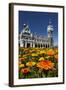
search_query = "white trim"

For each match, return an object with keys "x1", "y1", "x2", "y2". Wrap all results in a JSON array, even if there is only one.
[{"x1": 14, "y1": 5, "x2": 63, "y2": 85}]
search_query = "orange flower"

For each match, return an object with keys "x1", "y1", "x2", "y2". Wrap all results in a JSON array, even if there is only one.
[
  {"x1": 37, "y1": 60, "x2": 54, "y2": 70},
  {"x1": 47, "y1": 49, "x2": 55, "y2": 56},
  {"x1": 20, "y1": 68, "x2": 30, "y2": 74}
]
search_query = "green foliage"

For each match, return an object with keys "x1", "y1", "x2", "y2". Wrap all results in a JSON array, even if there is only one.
[{"x1": 19, "y1": 47, "x2": 58, "y2": 79}]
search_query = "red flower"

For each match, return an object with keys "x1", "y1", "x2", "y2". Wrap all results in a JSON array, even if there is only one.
[{"x1": 20, "y1": 68, "x2": 30, "y2": 74}]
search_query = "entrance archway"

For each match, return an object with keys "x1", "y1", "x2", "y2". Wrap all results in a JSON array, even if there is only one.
[{"x1": 27, "y1": 43, "x2": 30, "y2": 48}]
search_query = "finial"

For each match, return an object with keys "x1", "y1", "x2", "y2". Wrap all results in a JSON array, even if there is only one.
[{"x1": 23, "y1": 23, "x2": 27, "y2": 27}]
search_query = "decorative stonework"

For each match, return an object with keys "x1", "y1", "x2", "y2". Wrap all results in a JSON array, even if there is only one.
[{"x1": 19, "y1": 22, "x2": 54, "y2": 48}]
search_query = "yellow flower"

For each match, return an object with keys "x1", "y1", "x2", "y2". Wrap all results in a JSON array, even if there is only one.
[
  {"x1": 19, "y1": 55, "x2": 21, "y2": 58},
  {"x1": 26, "y1": 61, "x2": 36, "y2": 67},
  {"x1": 22, "y1": 55, "x2": 27, "y2": 59},
  {"x1": 36, "y1": 52, "x2": 40, "y2": 55},
  {"x1": 31, "y1": 53, "x2": 38, "y2": 57},
  {"x1": 39, "y1": 57, "x2": 45, "y2": 61},
  {"x1": 45, "y1": 56, "x2": 50, "y2": 59},
  {"x1": 19, "y1": 64, "x2": 25, "y2": 68},
  {"x1": 22, "y1": 55, "x2": 27, "y2": 58},
  {"x1": 39, "y1": 50, "x2": 46, "y2": 55}
]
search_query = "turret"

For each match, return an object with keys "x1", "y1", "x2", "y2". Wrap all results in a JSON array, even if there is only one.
[{"x1": 22, "y1": 24, "x2": 31, "y2": 34}]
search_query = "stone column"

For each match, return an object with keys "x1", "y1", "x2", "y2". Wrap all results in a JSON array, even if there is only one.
[
  {"x1": 33, "y1": 43, "x2": 35, "y2": 48},
  {"x1": 20, "y1": 40, "x2": 23, "y2": 47},
  {"x1": 25, "y1": 42, "x2": 27, "y2": 48},
  {"x1": 30, "y1": 42, "x2": 32, "y2": 48}
]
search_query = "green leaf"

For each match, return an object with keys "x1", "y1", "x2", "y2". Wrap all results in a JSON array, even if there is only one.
[
  {"x1": 19, "y1": 72, "x2": 24, "y2": 79},
  {"x1": 42, "y1": 72, "x2": 45, "y2": 78}
]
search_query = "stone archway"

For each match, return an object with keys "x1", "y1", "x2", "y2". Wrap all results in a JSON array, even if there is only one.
[
  {"x1": 35, "y1": 44, "x2": 37, "y2": 47},
  {"x1": 27, "y1": 43, "x2": 30, "y2": 48},
  {"x1": 48, "y1": 44, "x2": 49, "y2": 48},
  {"x1": 46, "y1": 44, "x2": 47, "y2": 48}
]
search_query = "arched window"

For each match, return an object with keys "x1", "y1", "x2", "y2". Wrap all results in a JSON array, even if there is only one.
[
  {"x1": 43, "y1": 44, "x2": 45, "y2": 47},
  {"x1": 38, "y1": 44, "x2": 40, "y2": 48},
  {"x1": 23, "y1": 41, "x2": 25, "y2": 48},
  {"x1": 46, "y1": 44, "x2": 47, "y2": 48},
  {"x1": 35, "y1": 44, "x2": 37, "y2": 47},
  {"x1": 41, "y1": 44, "x2": 42, "y2": 48}
]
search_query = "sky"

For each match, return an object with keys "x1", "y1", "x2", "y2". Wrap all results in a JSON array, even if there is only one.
[{"x1": 19, "y1": 11, "x2": 58, "y2": 46}]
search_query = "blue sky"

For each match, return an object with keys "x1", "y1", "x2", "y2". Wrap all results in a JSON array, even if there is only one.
[{"x1": 19, "y1": 11, "x2": 58, "y2": 46}]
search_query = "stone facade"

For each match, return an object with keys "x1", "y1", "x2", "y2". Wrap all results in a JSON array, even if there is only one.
[{"x1": 19, "y1": 22, "x2": 54, "y2": 48}]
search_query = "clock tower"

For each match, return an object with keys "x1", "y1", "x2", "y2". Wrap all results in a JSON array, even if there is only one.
[{"x1": 47, "y1": 21, "x2": 54, "y2": 47}]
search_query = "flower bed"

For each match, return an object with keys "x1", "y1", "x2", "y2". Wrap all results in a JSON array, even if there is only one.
[{"x1": 19, "y1": 47, "x2": 58, "y2": 79}]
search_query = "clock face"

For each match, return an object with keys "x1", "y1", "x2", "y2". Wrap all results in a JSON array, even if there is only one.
[{"x1": 47, "y1": 25, "x2": 53, "y2": 32}]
